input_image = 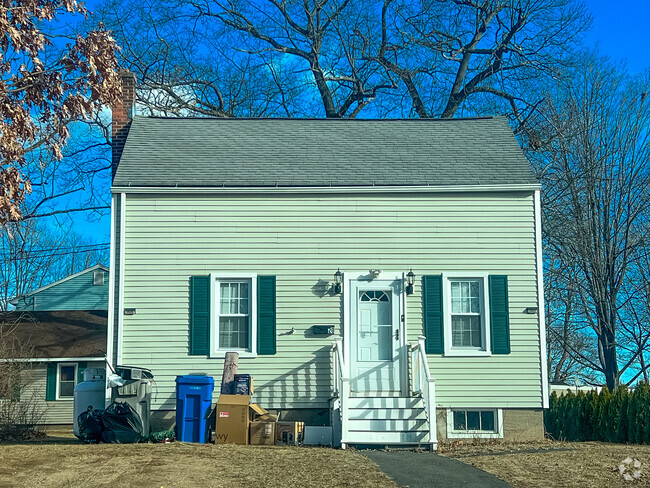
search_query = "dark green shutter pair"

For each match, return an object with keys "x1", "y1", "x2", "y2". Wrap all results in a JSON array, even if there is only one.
[
  {"x1": 423, "y1": 275, "x2": 511, "y2": 355},
  {"x1": 189, "y1": 275, "x2": 276, "y2": 356},
  {"x1": 45, "y1": 362, "x2": 86, "y2": 401}
]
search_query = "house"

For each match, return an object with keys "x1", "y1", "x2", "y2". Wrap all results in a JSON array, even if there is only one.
[
  {"x1": 2, "y1": 265, "x2": 108, "y2": 425},
  {"x1": 108, "y1": 72, "x2": 547, "y2": 448},
  {"x1": 11, "y1": 264, "x2": 109, "y2": 312}
]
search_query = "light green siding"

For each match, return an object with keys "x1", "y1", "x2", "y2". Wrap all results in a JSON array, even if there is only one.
[
  {"x1": 119, "y1": 192, "x2": 542, "y2": 411},
  {"x1": 14, "y1": 269, "x2": 109, "y2": 312}
]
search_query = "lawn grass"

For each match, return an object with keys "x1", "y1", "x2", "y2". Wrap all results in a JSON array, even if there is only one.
[
  {"x1": 441, "y1": 440, "x2": 650, "y2": 488},
  {"x1": 0, "y1": 436, "x2": 397, "y2": 488}
]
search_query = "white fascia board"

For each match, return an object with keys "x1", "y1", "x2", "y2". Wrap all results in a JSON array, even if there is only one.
[
  {"x1": 117, "y1": 192, "x2": 126, "y2": 365},
  {"x1": 111, "y1": 184, "x2": 541, "y2": 195},
  {"x1": 9, "y1": 263, "x2": 109, "y2": 304},
  {"x1": 106, "y1": 193, "x2": 117, "y2": 371},
  {"x1": 0, "y1": 356, "x2": 105, "y2": 363},
  {"x1": 535, "y1": 189, "x2": 549, "y2": 408}
]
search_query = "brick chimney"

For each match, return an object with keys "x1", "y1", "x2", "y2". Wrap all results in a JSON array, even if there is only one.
[{"x1": 112, "y1": 70, "x2": 136, "y2": 179}]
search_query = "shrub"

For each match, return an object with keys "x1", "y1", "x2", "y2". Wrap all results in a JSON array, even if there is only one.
[
  {"x1": 0, "y1": 319, "x2": 46, "y2": 441},
  {"x1": 545, "y1": 385, "x2": 650, "y2": 444}
]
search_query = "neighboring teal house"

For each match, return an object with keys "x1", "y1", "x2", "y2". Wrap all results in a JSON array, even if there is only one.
[
  {"x1": 7, "y1": 265, "x2": 108, "y2": 425},
  {"x1": 108, "y1": 72, "x2": 547, "y2": 449},
  {"x1": 12, "y1": 264, "x2": 109, "y2": 312}
]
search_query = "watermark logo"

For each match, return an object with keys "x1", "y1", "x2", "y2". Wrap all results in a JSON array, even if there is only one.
[{"x1": 619, "y1": 457, "x2": 642, "y2": 482}]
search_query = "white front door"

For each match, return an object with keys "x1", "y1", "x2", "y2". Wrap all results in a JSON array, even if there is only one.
[{"x1": 349, "y1": 279, "x2": 403, "y2": 395}]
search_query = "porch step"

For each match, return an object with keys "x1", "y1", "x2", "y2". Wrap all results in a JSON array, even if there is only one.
[
  {"x1": 348, "y1": 418, "x2": 427, "y2": 431},
  {"x1": 344, "y1": 430, "x2": 429, "y2": 444},
  {"x1": 348, "y1": 408, "x2": 426, "y2": 420},
  {"x1": 347, "y1": 396, "x2": 421, "y2": 409},
  {"x1": 343, "y1": 395, "x2": 431, "y2": 446}
]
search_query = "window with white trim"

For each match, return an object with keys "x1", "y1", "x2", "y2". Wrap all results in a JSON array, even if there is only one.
[
  {"x1": 444, "y1": 274, "x2": 490, "y2": 355},
  {"x1": 450, "y1": 279, "x2": 482, "y2": 347},
  {"x1": 448, "y1": 409, "x2": 503, "y2": 438},
  {"x1": 215, "y1": 277, "x2": 255, "y2": 352},
  {"x1": 57, "y1": 363, "x2": 77, "y2": 399}
]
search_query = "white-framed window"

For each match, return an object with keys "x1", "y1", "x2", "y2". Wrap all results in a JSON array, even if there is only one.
[
  {"x1": 443, "y1": 273, "x2": 491, "y2": 356},
  {"x1": 57, "y1": 363, "x2": 77, "y2": 399},
  {"x1": 447, "y1": 408, "x2": 503, "y2": 439},
  {"x1": 211, "y1": 273, "x2": 257, "y2": 358}
]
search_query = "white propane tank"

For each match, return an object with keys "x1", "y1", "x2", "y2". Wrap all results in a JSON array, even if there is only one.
[{"x1": 73, "y1": 368, "x2": 106, "y2": 437}]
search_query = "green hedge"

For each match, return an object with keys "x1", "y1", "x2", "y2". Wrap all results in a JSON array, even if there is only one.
[{"x1": 544, "y1": 384, "x2": 650, "y2": 443}]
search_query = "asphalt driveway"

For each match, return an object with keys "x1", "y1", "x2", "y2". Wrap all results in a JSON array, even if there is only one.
[{"x1": 364, "y1": 450, "x2": 512, "y2": 488}]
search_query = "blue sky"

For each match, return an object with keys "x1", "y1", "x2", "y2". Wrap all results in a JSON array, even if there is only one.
[
  {"x1": 586, "y1": 0, "x2": 650, "y2": 73},
  {"x1": 71, "y1": 0, "x2": 650, "y2": 243}
]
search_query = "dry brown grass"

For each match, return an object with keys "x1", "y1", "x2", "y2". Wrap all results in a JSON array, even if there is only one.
[
  {"x1": 442, "y1": 440, "x2": 650, "y2": 488},
  {"x1": 0, "y1": 437, "x2": 397, "y2": 488}
]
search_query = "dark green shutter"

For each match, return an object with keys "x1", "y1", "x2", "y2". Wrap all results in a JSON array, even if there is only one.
[
  {"x1": 257, "y1": 276, "x2": 276, "y2": 355},
  {"x1": 77, "y1": 362, "x2": 88, "y2": 384},
  {"x1": 189, "y1": 276, "x2": 210, "y2": 356},
  {"x1": 10, "y1": 369, "x2": 20, "y2": 402},
  {"x1": 46, "y1": 363, "x2": 56, "y2": 401},
  {"x1": 489, "y1": 275, "x2": 511, "y2": 354},
  {"x1": 422, "y1": 275, "x2": 444, "y2": 354}
]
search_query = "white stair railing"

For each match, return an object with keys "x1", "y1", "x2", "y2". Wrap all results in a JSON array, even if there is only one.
[
  {"x1": 410, "y1": 335, "x2": 438, "y2": 449},
  {"x1": 332, "y1": 339, "x2": 351, "y2": 449}
]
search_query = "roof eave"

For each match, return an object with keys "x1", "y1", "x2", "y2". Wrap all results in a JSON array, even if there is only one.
[{"x1": 111, "y1": 183, "x2": 541, "y2": 194}]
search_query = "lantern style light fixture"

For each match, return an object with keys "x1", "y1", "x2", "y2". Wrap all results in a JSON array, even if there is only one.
[
  {"x1": 333, "y1": 268, "x2": 343, "y2": 295},
  {"x1": 406, "y1": 269, "x2": 415, "y2": 295}
]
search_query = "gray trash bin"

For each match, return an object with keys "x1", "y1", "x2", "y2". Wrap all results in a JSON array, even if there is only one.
[{"x1": 111, "y1": 366, "x2": 153, "y2": 435}]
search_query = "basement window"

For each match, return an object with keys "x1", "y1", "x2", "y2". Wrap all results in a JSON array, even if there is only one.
[{"x1": 447, "y1": 408, "x2": 503, "y2": 439}]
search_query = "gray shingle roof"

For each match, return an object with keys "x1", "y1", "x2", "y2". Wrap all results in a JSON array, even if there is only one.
[{"x1": 113, "y1": 116, "x2": 538, "y2": 188}]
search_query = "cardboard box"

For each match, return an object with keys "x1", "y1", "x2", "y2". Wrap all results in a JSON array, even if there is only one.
[
  {"x1": 249, "y1": 403, "x2": 277, "y2": 422},
  {"x1": 275, "y1": 421, "x2": 305, "y2": 446},
  {"x1": 214, "y1": 394, "x2": 251, "y2": 445},
  {"x1": 214, "y1": 396, "x2": 278, "y2": 445},
  {"x1": 250, "y1": 421, "x2": 276, "y2": 445}
]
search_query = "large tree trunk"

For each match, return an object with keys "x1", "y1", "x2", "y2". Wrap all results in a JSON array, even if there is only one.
[
  {"x1": 599, "y1": 329, "x2": 619, "y2": 390},
  {"x1": 220, "y1": 352, "x2": 239, "y2": 394}
]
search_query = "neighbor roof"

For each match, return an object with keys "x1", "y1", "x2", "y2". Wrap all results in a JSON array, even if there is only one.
[
  {"x1": 113, "y1": 116, "x2": 538, "y2": 188},
  {"x1": 1, "y1": 311, "x2": 107, "y2": 359}
]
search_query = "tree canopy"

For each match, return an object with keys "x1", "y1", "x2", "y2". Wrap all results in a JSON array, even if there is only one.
[
  {"x1": 98, "y1": 0, "x2": 590, "y2": 123},
  {"x1": 0, "y1": 0, "x2": 121, "y2": 224}
]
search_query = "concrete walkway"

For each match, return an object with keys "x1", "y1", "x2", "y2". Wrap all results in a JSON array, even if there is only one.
[{"x1": 364, "y1": 450, "x2": 512, "y2": 488}]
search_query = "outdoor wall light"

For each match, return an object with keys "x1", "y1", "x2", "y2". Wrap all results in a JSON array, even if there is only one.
[
  {"x1": 369, "y1": 269, "x2": 382, "y2": 278},
  {"x1": 333, "y1": 268, "x2": 342, "y2": 295},
  {"x1": 406, "y1": 269, "x2": 415, "y2": 295},
  {"x1": 524, "y1": 307, "x2": 539, "y2": 314}
]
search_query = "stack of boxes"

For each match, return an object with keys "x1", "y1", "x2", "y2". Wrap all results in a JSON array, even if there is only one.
[{"x1": 214, "y1": 372, "x2": 304, "y2": 445}]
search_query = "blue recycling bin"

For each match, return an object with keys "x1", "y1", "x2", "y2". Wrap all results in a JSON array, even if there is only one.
[{"x1": 175, "y1": 375, "x2": 214, "y2": 443}]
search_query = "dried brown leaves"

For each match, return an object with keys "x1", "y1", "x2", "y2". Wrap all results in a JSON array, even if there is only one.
[{"x1": 0, "y1": 0, "x2": 121, "y2": 224}]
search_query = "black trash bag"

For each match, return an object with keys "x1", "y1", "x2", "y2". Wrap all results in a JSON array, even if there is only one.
[
  {"x1": 77, "y1": 406, "x2": 104, "y2": 444},
  {"x1": 101, "y1": 402, "x2": 144, "y2": 444}
]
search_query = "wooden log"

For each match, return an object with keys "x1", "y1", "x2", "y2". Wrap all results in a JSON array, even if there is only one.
[{"x1": 220, "y1": 352, "x2": 239, "y2": 394}]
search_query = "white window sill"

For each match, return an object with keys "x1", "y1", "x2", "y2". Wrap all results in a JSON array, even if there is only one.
[
  {"x1": 448, "y1": 431, "x2": 503, "y2": 439},
  {"x1": 444, "y1": 349, "x2": 492, "y2": 357},
  {"x1": 210, "y1": 351, "x2": 257, "y2": 359}
]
